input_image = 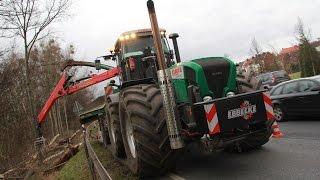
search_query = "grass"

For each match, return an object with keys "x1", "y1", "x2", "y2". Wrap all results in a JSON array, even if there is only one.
[
  {"x1": 289, "y1": 72, "x2": 301, "y2": 79},
  {"x1": 58, "y1": 146, "x2": 90, "y2": 180},
  {"x1": 58, "y1": 122, "x2": 137, "y2": 180},
  {"x1": 90, "y1": 141, "x2": 138, "y2": 180}
]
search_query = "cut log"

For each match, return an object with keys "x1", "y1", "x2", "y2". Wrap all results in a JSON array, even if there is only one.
[
  {"x1": 48, "y1": 134, "x2": 60, "y2": 147},
  {"x1": 54, "y1": 144, "x2": 80, "y2": 166}
]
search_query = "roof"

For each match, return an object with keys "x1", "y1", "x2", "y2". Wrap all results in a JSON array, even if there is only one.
[
  {"x1": 79, "y1": 96, "x2": 106, "y2": 124},
  {"x1": 114, "y1": 28, "x2": 166, "y2": 51},
  {"x1": 270, "y1": 75, "x2": 320, "y2": 93},
  {"x1": 279, "y1": 45, "x2": 299, "y2": 55},
  {"x1": 119, "y1": 28, "x2": 166, "y2": 37},
  {"x1": 80, "y1": 96, "x2": 106, "y2": 117}
]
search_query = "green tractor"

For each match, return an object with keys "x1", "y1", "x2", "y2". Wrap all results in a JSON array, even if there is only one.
[{"x1": 101, "y1": 0, "x2": 274, "y2": 177}]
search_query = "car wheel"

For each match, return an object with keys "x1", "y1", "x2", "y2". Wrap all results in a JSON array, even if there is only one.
[{"x1": 274, "y1": 105, "x2": 285, "y2": 122}]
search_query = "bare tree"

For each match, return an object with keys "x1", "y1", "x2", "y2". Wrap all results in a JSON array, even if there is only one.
[
  {"x1": 250, "y1": 37, "x2": 262, "y2": 55},
  {"x1": 250, "y1": 37, "x2": 265, "y2": 73},
  {"x1": 0, "y1": 0, "x2": 70, "y2": 137}
]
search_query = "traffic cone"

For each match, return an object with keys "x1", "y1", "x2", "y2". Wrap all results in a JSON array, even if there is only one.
[{"x1": 272, "y1": 121, "x2": 284, "y2": 138}]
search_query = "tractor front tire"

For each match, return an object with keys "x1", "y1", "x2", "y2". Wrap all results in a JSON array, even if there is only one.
[
  {"x1": 119, "y1": 84, "x2": 175, "y2": 177},
  {"x1": 106, "y1": 101, "x2": 125, "y2": 158}
]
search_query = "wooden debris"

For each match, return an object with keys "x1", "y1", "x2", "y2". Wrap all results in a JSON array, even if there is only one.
[
  {"x1": 54, "y1": 144, "x2": 80, "y2": 167},
  {"x1": 48, "y1": 134, "x2": 61, "y2": 147}
]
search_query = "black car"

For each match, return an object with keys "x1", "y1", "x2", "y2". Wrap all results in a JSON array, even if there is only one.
[
  {"x1": 270, "y1": 77, "x2": 320, "y2": 121},
  {"x1": 257, "y1": 70, "x2": 291, "y2": 89}
]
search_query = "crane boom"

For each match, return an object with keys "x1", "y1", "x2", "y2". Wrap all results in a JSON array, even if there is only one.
[{"x1": 37, "y1": 63, "x2": 119, "y2": 123}]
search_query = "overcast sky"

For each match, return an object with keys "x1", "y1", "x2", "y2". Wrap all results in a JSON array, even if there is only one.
[{"x1": 55, "y1": 0, "x2": 320, "y2": 62}]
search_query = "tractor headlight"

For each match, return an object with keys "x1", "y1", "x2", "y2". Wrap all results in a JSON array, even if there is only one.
[
  {"x1": 203, "y1": 96, "x2": 212, "y2": 102},
  {"x1": 226, "y1": 92, "x2": 236, "y2": 97},
  {"x1": 130, "y1": 33, "x2": 136, "y2": 38}
]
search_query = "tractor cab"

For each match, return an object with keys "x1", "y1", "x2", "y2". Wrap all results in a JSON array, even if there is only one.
[{"x1": 113, "y1": 29, "x2": 173, "y2": 82}]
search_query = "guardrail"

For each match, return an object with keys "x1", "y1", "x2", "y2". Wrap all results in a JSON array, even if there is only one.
[{"x1": 82, "y1": 124, "x2": 112, "y2": 180}]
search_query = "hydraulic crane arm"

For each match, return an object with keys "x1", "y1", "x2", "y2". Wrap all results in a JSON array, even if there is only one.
[
  {"x1": 61, "y1": 59, "x2": 114, "y2": 71},
  {"x1": 37, "y1": 61, "x2": 119, "y2": 124}
]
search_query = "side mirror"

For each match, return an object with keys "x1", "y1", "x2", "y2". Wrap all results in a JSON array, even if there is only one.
[
  {"x1": 102, "y1": 54, "x2": 115, "y2": 61},
  {"x1": 110, "y1": 79, "x2": 115, "y2": 85},
  {"x1": 95, "y1": 59, "x2": 101, "y2": 70}
]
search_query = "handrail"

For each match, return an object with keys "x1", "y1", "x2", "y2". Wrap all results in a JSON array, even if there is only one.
[{"x1": 82, "y1": 124, "x2": 112, "y2": 180}]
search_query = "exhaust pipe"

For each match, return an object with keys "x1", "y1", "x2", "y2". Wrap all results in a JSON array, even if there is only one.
[
  {"x1": 147, "y1": 0, "x2": 184, "y2": 149},
  {"x1": 169, "y1": 33, "x2": 181, "y2": 63}
]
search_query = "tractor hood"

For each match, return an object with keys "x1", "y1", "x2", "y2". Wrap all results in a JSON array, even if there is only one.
[{"x1": 170, "y1": 57, "x2": 237, "y2": 103}]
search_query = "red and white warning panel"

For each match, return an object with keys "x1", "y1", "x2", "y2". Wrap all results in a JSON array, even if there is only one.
[
  {"x1": 263, "y1": 92, "x2": 275, "y2": 121},
  {"x1": 197, "y1": 90, "x2": 275, "y2": 134},
  {"x1": 204, "y1": 103, "x2": 220, "y2": 135}
]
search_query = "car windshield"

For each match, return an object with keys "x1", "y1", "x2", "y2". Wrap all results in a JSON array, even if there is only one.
[
  {"x1": 257, "y1": 73, "x2": 271, "y2": 82},
  {"x1": 121, "y1": 36, "x2": 169, "y2": 58},
  {"x1": 272, "y1": 71, "x2": 286, "y2": 78}
]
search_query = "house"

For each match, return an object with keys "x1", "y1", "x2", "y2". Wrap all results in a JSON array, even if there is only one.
[
  {"x1": 278, "y1": 45, "x2": 300, "y2": 74},
  {"x1": 242, "y1": 52, "x2": 280, "y2": 75},
  {"x1": 278, "y1": 40, "x2": 320, "y2": 73}
]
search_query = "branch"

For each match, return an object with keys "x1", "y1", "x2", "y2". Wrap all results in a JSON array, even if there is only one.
[
  {"x1": 25, "y1": 0, "x2": 36, "y2": 30},
  {"x1": 27, "y1": 0, "x2": 70, "y2": 49}
]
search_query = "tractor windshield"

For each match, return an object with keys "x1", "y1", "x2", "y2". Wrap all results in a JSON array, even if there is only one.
[{"x1": 121, "y1": 36, "x2": 169, "y2": 58}]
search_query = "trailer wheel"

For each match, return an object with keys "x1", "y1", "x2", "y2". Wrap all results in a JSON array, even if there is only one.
[
  {"x1": 273, "y1": 104, "x2": 286, "y2": 122},
  {"x1": 224, "y1": 120, "x2": 274, "y2": 152},
  {"x1": 119, "y1": 84, "x2": 175, "y2": 177},
  {"x1": 106, "y1": 101, "x2": 125, "y2": 157}
]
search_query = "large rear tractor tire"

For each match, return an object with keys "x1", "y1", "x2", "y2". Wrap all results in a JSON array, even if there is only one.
[
  {"x1": 119, "y1": 84, "x2": 175, "y2": 177},
  {"x1": 105, "y1": 101, "x2": 126, "y2": 158}
]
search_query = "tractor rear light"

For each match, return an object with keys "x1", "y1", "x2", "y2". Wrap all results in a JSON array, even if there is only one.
[
  {"x1": 104, "y1": 86, "x2": 113, "y2": 96},
  {"x1": 203, "y1": 96, "x2": 212, "y2": 102},
  {"x1": 128, "y1": 57, "x2": 136, "y2": 71},
  {"x1": 186, "y1": 106, "x2": 193, "y2": 116},
  {"x1": 226, "y1": 92, "x2": 235, "y2": 97}
]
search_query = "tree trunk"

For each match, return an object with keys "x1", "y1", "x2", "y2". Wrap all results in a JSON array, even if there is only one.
[
  {"x1": 57, "y1": 100, "x2": 64, "y2": 135},
  {"x1": 63, "y1": 97, "x2": 69, "y2": 132},
  {"x1": 24, "y1": 38, "x2": 38, "y2": 138},
  {"x1": 49, "y1": 111, "x2": 55, "y2": 137}
]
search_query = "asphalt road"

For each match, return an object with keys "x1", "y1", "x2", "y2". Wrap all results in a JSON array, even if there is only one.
[{"x1": 172, "y1": 119, "x2": 320, "y2": 180}]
